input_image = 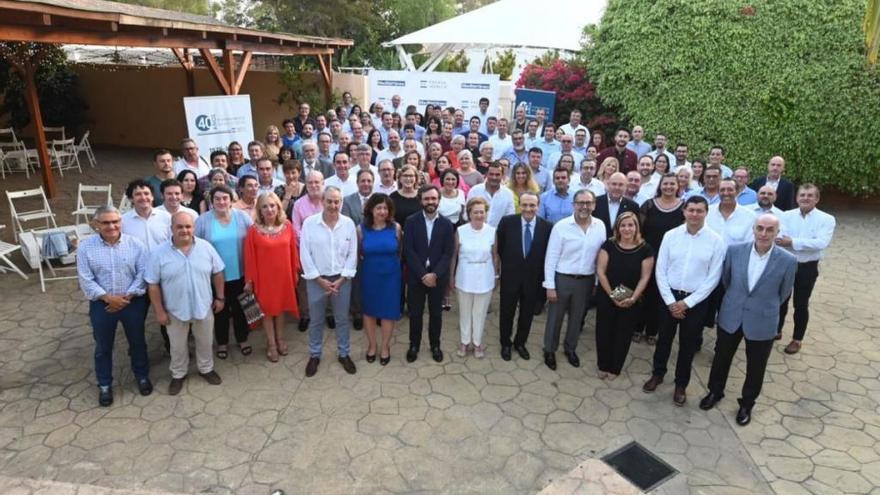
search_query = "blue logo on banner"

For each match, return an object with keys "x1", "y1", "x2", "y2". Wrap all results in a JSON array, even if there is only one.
[
  {"x1": 515, "y1": 88, "x2": 557, "y2": 123},
  {"x1": 461, "y1": 83, "x2": 490, "y2": 90},
  {"x1": 194, "y1": 114, "x2": 215, "y2": 132},
  {"x1": 378, "y1": 80, "x2": 406, "y2": 87}
]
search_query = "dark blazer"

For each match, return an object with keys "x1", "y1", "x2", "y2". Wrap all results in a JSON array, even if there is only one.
[
  {"x1": 719, "y1": 242, "x2": 797, "y2": 340},
  {"x1": 749, "y1": 176, "x2": 796, "y2": 211},
  {"x1": 341, "y1": 192, "x2": 365, "y2": 226},
  {"x1": 403, "y1": 211, "x2": 455, "y2": 285},
  {"x1": 592, "y1": 194, "x2": 640, "y2": 238},
  {"x1": 496, "y1": 214, "x2": 552, "y2": 288}
]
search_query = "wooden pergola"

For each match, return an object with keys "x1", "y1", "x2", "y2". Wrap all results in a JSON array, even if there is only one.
[{"x1": 0, "y1": 0, "x2": 352, "y2": 197}]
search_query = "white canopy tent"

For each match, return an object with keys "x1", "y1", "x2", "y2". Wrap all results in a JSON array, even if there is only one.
[{"x1": 385, "y1": 0, "x2": 607, "y2": 72}]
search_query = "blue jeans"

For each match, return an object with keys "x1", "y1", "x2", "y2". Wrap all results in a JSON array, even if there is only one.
[
  {"x1": 307, "y1": 276, "x2": 351, "y2": 358},
  {"x1": 89, "y1": 296, "x2": 149, "y2": 387}
]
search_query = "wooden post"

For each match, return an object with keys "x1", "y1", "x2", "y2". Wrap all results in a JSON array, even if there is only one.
[
  {"x1": 171, "y1": 48, "x2": 196, "y2": 96},
  {"x1": 20, "y1": 60, "x2": 56, "y2": 197},
  {"x1": 315, "y1": 53, "x2": 333, "y2": 106}
]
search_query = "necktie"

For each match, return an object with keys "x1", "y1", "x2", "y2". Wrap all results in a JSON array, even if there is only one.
[{"x1": 524, "y1": 222, "x2": 533, "y2": 257}]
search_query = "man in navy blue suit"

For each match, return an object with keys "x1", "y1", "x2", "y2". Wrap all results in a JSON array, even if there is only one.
[{"x1": 403, "y1": 185, "x2": 455, "y2": 363}]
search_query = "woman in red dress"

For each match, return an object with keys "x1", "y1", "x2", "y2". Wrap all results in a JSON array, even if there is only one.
[{"x1": 244, "y1": 192, "x2": 300, "y2": 362}]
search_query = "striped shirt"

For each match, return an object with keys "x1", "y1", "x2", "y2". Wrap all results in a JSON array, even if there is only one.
[{"x1": 76, "y1": 234, "x2": 148, "y2": 301}]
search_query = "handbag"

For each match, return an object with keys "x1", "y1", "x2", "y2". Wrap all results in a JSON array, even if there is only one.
[
  {"x1": 609, "y1": 284, "x2": 634, "y2": 302},
  {"x1": 237, "y1": 292, "x2": 265, "y2": 327}
]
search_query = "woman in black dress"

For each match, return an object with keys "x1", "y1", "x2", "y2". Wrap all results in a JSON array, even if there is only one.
[
  {"x1": 390, "y1": 165, "x2": 422, "y2": 225},
  {"x1": 633, "y1": 173, "x2": 684, "y2": 344},
  {"x1": 595, "y1": 212, "x2": 655, "y2": 379}
]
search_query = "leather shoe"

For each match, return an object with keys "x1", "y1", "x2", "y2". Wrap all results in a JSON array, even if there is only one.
[
  {"x1": 565, "y1": 351, "x2": 580, "y2": 368},
  {"x1": 137, "y1": 378, "x2": 153, "y2": 396},
  {"x1": 642, "y1": 375, "x2": 663, "y2": 393},
  {"x1": 298, "y1": 318, "x2": 310, "y2": 332},
  {"x1": 514, "y1": 344, "x2": 530, "y2": 360},
  {"x1": 673, "y1": 386, "x2": 687, "y2": 406},
  {"x1": 339, "y1": 355, "x2": 357, "y2": 374},
  {"x1": 168, "y1": 377, "x2": 185, "y2": 396},
  {"x1": 699, "y1": 391, "x2": 723, "y2": 410},
  {"x1": 305, "y1": 357, "x2": 320, "y2": 377},
  {"x1": 98, "y1": 386, "x2": 113, "y2": 407},
  {"x1": 431, "y1": 347, "x2": 443, "y2": 363},
  {"x1": 736, "y1": 400, "x2": 752, "y2": 426},
  {"x1": 784, "y1": 340, "x2": 801, "y2": 354},
  {"x1": 406, "y1": 347, "x2": 418, "y2": 363},
  {"x1": 326, "y1": 316, "x2": 336, "y2": 329},
  {"x1": 352, "y1": 316, "x2": 363, "y2": 330},
  {"x1": 500, "y1": 346, "x2": 512, "y2": 361},
  {"x1": 199, "y1": 370, "x2": 222, "y2": 385},
  {"x1": 544, "y1": 352, "x2": 557, "y2": 370}
]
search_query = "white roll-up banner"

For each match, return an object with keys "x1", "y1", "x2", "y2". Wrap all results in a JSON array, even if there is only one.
[{"x1": 183, "y1": 95, "x2": 254, "y2": 154}]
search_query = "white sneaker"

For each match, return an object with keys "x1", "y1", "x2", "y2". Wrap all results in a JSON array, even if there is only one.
[
  {"x1": 456, "y1": 344, "x2": 467, "y2": 357},
  {"x1": 474, "y1": 345, "x2": 485, "y2": 359}
]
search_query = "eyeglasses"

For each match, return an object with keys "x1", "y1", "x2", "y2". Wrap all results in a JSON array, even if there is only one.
[
  {"x1": 97, "y1": 220, "x2": 120, "y2": 225},
  {"x1": 573, "y1": 201, "x2": 594, "y2": 207}
]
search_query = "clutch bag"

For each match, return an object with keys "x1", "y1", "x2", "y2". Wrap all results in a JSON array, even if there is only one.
[
  {"x1": 237, "y1": 292, "x2": 265, "y2": 326},
  {"x1": 609, "y1": 284, "x2": 634, "y2": 301}
]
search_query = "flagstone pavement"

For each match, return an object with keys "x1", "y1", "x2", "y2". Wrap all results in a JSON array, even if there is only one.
[{"x1": 0, "y1": 149, "x2": 878, "y2": 494}]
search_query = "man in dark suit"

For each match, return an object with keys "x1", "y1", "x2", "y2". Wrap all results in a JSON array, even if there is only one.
[
  {"x1": 495, "y1": 192, "x2": 552, "y2": 361},
  {"x1": 403, "y1": 185, "x2": 455, "y2": 363},
  {"x1": 592, "y1": 172, "x2": 640, "y2": 238},
  {"x1": 341, "y1": 169, "x2": 374, "y2": 330},
  {"x1": 749, "y1": 156, "x2": 795, "y2": 211},
  {"x1": 700, "y1": 214, "x2": 796, "y2": 425}
]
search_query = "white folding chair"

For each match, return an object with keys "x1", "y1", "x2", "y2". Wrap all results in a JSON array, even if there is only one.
[
  {"x1": 0, "y1": 128, "x2": 17, "y2": 142},
  {"x1": 43, "y1": 126, "x2": 66, "y2": 142},
  {"x1": 6, "y1": 186, "x2": 57, "y2": 242},
  {"x1": 0, "y1": 148, "x2": 15, "y2": 179},
  {"x1": 72, "y1": 184, "x2": 112, "y2": 226},
  {"x1": 0, "y1": 141, "x2": 37, "y2": 179},
  {"x1": 49, "y1": 138, "x2": 82, "y2": 177},
  {"x1": 23, "y1": 227, "x2": 79, "y2": 292},
  {"x1": 118, "y1": 194, "x2": 132, "y2": 213},
  {"x1": 74, "y1": 130, "x2": 97, "y2": 168},
  {"x1": 0, "y1": 225, "x2": 28, "y2": 280}
]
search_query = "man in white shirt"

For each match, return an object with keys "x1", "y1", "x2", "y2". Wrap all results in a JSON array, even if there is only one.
[
  {"x1": 647, "y1": 133, "x2": 675, "y2": 165},
  {"x1": 558, "y1": 109, "x2": 589, "y2": 138},
  {"x1": 466, "y1": 162, "x2": 515, "y2": 227},
  {"x1": 488, "y1": 118, "x2": 513, "y2": 160},
  {"x1": 624, "y1": 171, "x2": 652, "y2": 206},
  {"x1": 542, "y1": 189, "x2": 606, "y2": 370},
  {"x1": 775, "y1": 183, "x2": 836, "y2": 354},
  {"x1": 300, "y1": 186, "x2": 359, "y2": 378},
  {"x1": 353, "y1": 144, "x2": 379, "y2": 177},
  {"x1": 637, "y1": 155, "x2": 659, "y2": 203},
  {"x1": 155, "y1": 179, "x2": 198, "y2": 221},
  {"x1": 672, "y1": 143, "x2": 692, "y2": 172},
  {"x1": 174, "y1": 138, "x2": 211, "y2": 178},
  {"x1": 324, "y1": 152, "x2": 358, "y2": 197},
  {"x1": 644, "y1": 196, "x2": 725, "y2": 407},
  {"x1": 376, "y1": 130, "x2": 404, "y2": 165},
  {"x1": 373, "y1": 159, "x2": 398, "y2": 195},
  {"x1": 570, "y1": 159, "x2": 605, "y2": 198},
  {"x1": 626, "y1": 125, "x2": 652, "y2": 158},
  {"x1": 532, "y1": 107, "x2": 547, "y2": 137},
  {"x1": 752, "y1": 185, "x2": 783, "y2": 216},
  {"x1": 255, "y1": 157, "x2": 284, "y2": 196},
  {"x1": 389, "y1": 94, "x2": 405, "y2": 116},
  {"x1": 474, "y1": 97, "x2": 492, "y2": 135},
  {"x1": 547, "y1": 134, "x2": 585, "y2": 171}
]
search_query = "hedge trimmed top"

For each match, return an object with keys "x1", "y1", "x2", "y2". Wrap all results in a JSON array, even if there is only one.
[{"x1": 586, "y1": 0, "x2": 880, "y2": 196}]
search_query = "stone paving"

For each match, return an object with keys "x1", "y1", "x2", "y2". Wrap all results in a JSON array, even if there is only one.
[{"x1": 0, "y1": 150, "x2": 878, "y2": 494}]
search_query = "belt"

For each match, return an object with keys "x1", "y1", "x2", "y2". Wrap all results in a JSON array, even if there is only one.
[
  {"x1": 558, "y1": 273, "x2": 594, "y2": 279},
  {"x1": 671, "y1": 289, "x2": 692, "y2": 297}
]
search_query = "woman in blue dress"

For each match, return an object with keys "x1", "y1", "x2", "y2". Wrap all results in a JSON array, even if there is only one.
[{"x1": 358, "y1": 193, "x2": 402, "y2": 366}]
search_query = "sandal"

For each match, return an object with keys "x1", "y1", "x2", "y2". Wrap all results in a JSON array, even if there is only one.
[
  {"x1": 216, "y1": 346, "x2": 228, "y2": 360},
  {"x1": 239, "y1": 344, "x2": 253, "y2": 356},
  {"x1": 277, "y1": 341, "x2": 289, "y2": 356},
  {"x1": 267, "y1": 347, "x2": 279, "y2": 363}
]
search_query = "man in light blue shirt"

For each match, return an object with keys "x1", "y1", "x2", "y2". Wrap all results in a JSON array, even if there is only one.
[
  {"x1": 539, "y1": 168, "x2": 574, "y2": 223},
  {"x1": 502, "y1": 129, "x2": 529, "y2": 166},
  {"x1": 535, "y1": 124, "x2": 561, "y2": 167},
  {"x1": 709, "y1": 145, "x2": 734, "y2": 178},
  {"x1": 733, "y1": 167, "x2": 758, "y2": 205},
  {"x1": 525, "y1": 147, "x2": 551, "y2": 192},
  {"x1": 626, "y1": 125, "x2": 653, "y2": 158},
  {"x1": 146, "y1": 212, "x2": 225, "y2": 395}
]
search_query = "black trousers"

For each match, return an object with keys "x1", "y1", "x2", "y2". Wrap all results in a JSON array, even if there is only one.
[
  {"x1": 707, "y1": 326, "x2": 774, "y2": 409},
  {"x1": 214, "y1": 278, "x2": 249, "y2": 346},
  {"x1": 778, "y1": 261, "x2": 819, "y2": 341},
  {"x1": 652, "y1": 290, "x2": 710, "y2": 387},
  {"x1": 596, "y1": 294, "x2": 640, "y2": 374},
  {"x1": 498, "y1": 278, "x2": 539, "y2": 348},
  {"x1": 703, "y1": 284, "x2": 725, "y2": 329},
  {"x1": 408, "y1": 278, "x2": 445, "y2": 350},
  {"x1": 636, "y1": 279, "x2": 661, "y2": 337}
]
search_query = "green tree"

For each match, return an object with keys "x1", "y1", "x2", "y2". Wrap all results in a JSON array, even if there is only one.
[
  {"x1": 586, "y1": 0, "x2": 880, "y2": 195},
  {"x1": 435, "y1": 50, "x2": 470, "y2": 73},
  {"x1": 112, "y1": 0, "x2": 215, "y2": 15},
  {"x1": 484, "y1": 49, "x2": 516, "y2": 80}
]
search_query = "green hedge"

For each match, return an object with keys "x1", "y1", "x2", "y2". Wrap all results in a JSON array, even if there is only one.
[{"x1": 585, "y1": 0, "x2": 880, "y2": 195}]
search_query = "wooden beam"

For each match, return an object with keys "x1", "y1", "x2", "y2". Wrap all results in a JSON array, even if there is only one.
[
  {"x1": 223, "y1": 40, "x2": 333, "y2": 55},
  {"x1": 40, "y1": 13, "x2": 50, "y2": 25},
  {"x1": 232, "y1": 50, "x2": 252, "y2": 95},
  {"x1": 171, "y1": 48, "x2": 196, "y2": 96},
  {"x1": 316, "y1": 53, "x2": 333, "y2": 106},
  {"x1": 19, "y1": 61, "x2": 56, "y2": 197},
  {"x1": 199, "y1": 48, "x2": 231, "y2": 95},
  {"x1": 222, "y1": 49, "x2": 234, "y2": 94}
]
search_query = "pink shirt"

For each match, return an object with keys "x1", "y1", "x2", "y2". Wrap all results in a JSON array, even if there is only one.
[{"x1": 291, "y1": 195, "x2": 323, "y2": 241}]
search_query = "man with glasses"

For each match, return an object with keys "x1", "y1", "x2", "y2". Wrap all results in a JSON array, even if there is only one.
[
  {"x1": 374, "y1": 159, "x2": 398, "y2": 195},
  {"x1": 571, "y1": 159, "x2": 605, "y2": 198},
  {"x1": 700, "y1": 165, "x2": 723, "y2": 205},
  {"x1": 542, "y1": 189, "x2": 606, "y2": 370},
  {"x1": 174, "y1": 138, "x2": 211, "y2": 178},
  {"x1": 547, "y1": 134, "x2": 585, "y2": 171},
  {"x1": 502, "y1": 130, "x2": 530, "y2": 167}
]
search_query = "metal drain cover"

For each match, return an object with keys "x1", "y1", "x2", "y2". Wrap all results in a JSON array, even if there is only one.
[{"x1": 601, "y1": 441, "x2": 678, "y2": 492}]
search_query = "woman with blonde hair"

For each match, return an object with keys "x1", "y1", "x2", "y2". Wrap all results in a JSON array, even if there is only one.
[
  {"x1": 450, "y1": 196, "x2": 498, "y2": 359},
  {"x1": 507, "y1": 163, "x2": 540, "y2": 214},
  {"x1": 597, "y1": 156, "x2": 620, "y2": 183},
  {"x1": 264, "y1": 125, "x2": 282, "y2": 161},
  {"x1": 244, "y1": 192, "x2": 300, "y2": 362},
  {"x1": 457, "y1": 149, "x2": 484, "y2": 188}
]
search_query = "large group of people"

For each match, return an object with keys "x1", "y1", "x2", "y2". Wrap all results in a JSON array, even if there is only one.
[{"x1": 77, "y1": 93, "x2": 837, "y2": 426}]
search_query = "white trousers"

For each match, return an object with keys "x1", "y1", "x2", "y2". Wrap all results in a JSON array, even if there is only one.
[
  {"x1": 168, "y1": 315, "x2": 214, "y2": 379},
  {"x1": 456, "y1": 290, "x2": 492, "y2": 346}
]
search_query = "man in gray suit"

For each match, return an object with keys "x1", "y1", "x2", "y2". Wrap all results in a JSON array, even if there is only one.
[
  {"x1": 699, "y1": 214, "x2": 796, "y2": 426},
  {"x1": 341, "y1": 168, "x2": 374, "y2": 330}
]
